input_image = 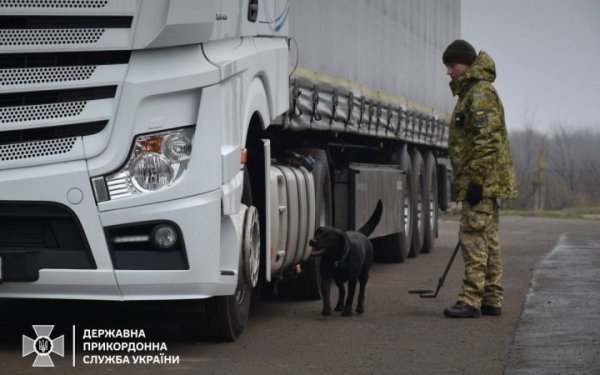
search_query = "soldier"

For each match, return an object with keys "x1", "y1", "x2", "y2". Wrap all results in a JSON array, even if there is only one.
[{"x1": 442, "y1": 40, "x2": 518, "y2": 318}]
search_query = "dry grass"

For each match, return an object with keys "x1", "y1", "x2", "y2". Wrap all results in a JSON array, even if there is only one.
[{"x1": 441, "y1": 206, "x2": 600, "y2": 220}]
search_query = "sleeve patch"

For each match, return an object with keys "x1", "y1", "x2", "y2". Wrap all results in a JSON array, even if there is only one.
[{"x1": 474, "y1": 109, "x2": 488, "y2": 127}]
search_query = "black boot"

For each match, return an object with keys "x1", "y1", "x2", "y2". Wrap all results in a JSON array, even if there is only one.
[
  {"x1": 481, "y1": 304, "x2": 502, "y2": 316},
  {"x1": 443, "y1": 301, "x2": 481, "y2": 318}
]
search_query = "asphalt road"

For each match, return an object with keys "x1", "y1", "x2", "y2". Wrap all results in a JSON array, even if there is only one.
[{"x1": 0, "y1": 216, "x2": 598, "y2": 374}]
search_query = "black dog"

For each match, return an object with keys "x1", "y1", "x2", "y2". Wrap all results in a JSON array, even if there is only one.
[{"x1": 309, "y1": 200, "x2": 382, "y2": 316}]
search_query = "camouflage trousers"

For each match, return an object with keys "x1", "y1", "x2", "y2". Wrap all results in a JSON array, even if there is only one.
[{"x1": 457, "y1": 198, "x2": 502, "y2": 309}]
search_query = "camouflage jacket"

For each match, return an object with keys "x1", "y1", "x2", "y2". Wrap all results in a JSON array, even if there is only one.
[{"x1": 448, "y1": 51, "x2": 518, "y2": 200}]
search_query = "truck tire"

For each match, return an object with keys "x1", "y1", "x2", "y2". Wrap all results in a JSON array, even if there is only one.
[
  {"x1": 437, "y1": 163, "x2": 450, "y2": 211},
  {"x1": 398, "y1": 146, "x2": 414, "y2": 261},
  {"x1": 409, "y1": 148, "x2": 426, "y2": 257},
  {"x1": 181, "y1": 236, "x2": 253, "y2": 342},
  {"x1": 204, "y1": 259, "x2": 252, "y2": 341},
  {"x1": 181, "y1": 170, "x2": 254, "y2": 341},
  {"x1": 421, "y1": 150, "x2": 438, "y2": 253},
  {"x1": 374, "y1": 146, "x2": 412, "y2": 262}
]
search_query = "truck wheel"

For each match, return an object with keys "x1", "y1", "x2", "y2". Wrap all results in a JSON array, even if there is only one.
[
  {"x1": 421, "y1": 150, "x2": 438, "y2": 253},
  {"x1": 206, "y1": 170, "x2": 256, "y2": 341},
  {"x1": 437, "y1": 163, "x2": 451, "y2": 211},
  {"x1": 206, "y1": 250, "x2": 252, "y2": 342},
  {"x1": 181, "y1": 170, "x2": 255, "y2": 342},
  {"x1": 181, "y1": 237, "x2": 253, "y2": 342},
  {"x1": 398, "y1": 146, "x2": 413, "y2": 261},
  {"x1": 409, "y1": 148, "x2": 426, "y2": 257},
  {"x1": 374, "y1": 146, "x2": 412, "y2": 262}
]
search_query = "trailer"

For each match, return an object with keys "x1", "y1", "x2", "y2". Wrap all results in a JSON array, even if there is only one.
[{"x1": 0, "y1": 0, "x2": 459, "y2": 341}]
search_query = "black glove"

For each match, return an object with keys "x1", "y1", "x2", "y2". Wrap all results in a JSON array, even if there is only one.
[{"x1": 467, "y1": 183, "x2": 483, "y2": 207}]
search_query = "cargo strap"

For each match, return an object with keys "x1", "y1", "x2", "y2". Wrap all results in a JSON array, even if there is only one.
[
  {"x1": 311, "y1": 85, "x2": 322, "y2": 122},
  {"x1": 330, "y1": 89, "x2": 339, "y2": 125},
  {"x1": 290, "y1": 79, "x2": 302, "y2": 118},
  {"x1": 395, "y1": 106, "x2": 405, "y2": 136},
  {"x1": 344, "y1": 92, "x2": 354, "y2": 127}
]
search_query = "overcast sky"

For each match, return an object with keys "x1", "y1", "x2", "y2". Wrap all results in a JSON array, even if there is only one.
[{"x1": 461, "y1": 0, "x2": 600, "y2": 132}]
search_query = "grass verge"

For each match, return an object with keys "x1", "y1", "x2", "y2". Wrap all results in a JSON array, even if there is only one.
[{"x1": 441, "y1": 206, "x2": 600, "y2": 220}]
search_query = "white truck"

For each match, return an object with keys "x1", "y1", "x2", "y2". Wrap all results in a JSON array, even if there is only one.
[{"x1": 0, "y1": 0, "x2": 458, "y2": 341}]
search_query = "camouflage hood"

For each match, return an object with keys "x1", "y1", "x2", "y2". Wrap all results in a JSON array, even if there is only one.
[{"x1": 450, "y1": 51, "x2": 496, "y2": 97}]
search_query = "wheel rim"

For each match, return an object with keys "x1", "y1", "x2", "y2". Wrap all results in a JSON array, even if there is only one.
[
  {"x1": 243, "y1": 206, "x2": 260, "y2": 288},
  {"x1": 404, "y1": 190, "x2": 411, "y2": 235},
  {"x1": 235, "y1": 285, "x2": 246, "y2": 305},
  {"x1": 429, "y1": 181, "x2": 436, "y2": 229},
  {"x1": 416, "y1": 171, "x2": 423, "y2": 233}
]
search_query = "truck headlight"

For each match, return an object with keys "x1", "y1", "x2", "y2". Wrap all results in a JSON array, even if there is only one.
[
  {"x1": 102, "y1": 127, "x2": 194, "y2": 200},
  {"x1": 130, "y1": 153, "x2": 174, "y2": 191}
]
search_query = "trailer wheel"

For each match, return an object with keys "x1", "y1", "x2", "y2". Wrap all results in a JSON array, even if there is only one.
[
  {"x1": 374, "y1": 146, "x2": 412, "y2": 262},
  {"x1": 398, "y1": 146, "x2": 414, "y2": 261},
  {"x1": 437, "y1": 163, "x2": 451, "y2": 211},
  {"x1": 421, "y1": 150, "x2": 438, "y2": 253},
  {"x1": 409, "y1": 148, "x2": 426, "y2": 257}
]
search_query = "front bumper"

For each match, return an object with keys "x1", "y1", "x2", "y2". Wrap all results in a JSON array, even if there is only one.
[{"x1": 0, "y1": 160, "x2": 237, "y2": 301}]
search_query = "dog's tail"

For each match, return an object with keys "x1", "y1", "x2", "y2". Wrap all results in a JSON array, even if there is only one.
[{"x1": 357, "y1": 199, "x2": 383, "y2": 237}]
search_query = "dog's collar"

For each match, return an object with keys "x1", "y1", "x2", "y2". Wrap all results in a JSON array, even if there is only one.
[{"x1": 334, "y1": 236, "x2": 350, "y2": 268}]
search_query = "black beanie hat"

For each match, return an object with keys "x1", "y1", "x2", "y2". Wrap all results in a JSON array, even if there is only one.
[{"x1": 443, "y1": 39, "x2": 477, "y2": 65}]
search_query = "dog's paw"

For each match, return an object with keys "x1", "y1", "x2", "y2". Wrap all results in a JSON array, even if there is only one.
[
  {"x1": 356, "y1": 306, "x2": 364, "y2": 314},
  {"x1": 342, "y1": 309, "x2": 353, "y2": 317},
  {"x1": 334, "y1": 304, "x2": 344, "y2": 312},
  {"x1": 321, "y1": 308, "x2": 332, "y2": 316}
]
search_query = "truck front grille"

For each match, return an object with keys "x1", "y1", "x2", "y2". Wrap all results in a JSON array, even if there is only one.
[
  {"x1": 0, "y1": 100, "x2": 86, "y2": 123},
  {"x1": 0, "y1": 51, "x2": 131, "y2": 68},
  {"x1": 0, "y1": 28, "x2": 105, "y2": 46},
  {"x1": 0, "y1": 0, "x2": 109, "y2": 9},
  {"x1": 1, "y1": 66, "x2": 96, "y2": 86},
  {"x1": 0, "y1": 1, "x2": 134, "y2": 169},
  {"x1": 0, "y1": 120, "x2": 107, "y2": 160},
  {"x1": 0, "y1": 136, "x2": 75, "y2": 161},
  {"x1": 0, "y1": 85, "x2": 116, "y2": 107},
  {"x1": 0, "y1": 15, "x2": 133, "y2": 29},
  {"x1": 0, "y1": 15, "x2": 133, "y2": 47}
]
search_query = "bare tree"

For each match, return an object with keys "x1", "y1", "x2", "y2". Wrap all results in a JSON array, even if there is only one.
[
  {"x1": 509, "y1": 120, "x2": 600, "y2": 210},
  {"x1": 548, "y1": 123, "x2": 577, "y2": 194},
  {"x1": 508, "y1": 113, "x2": 546, "y2": 209},
  {"x1": 573, "y1": 128, "x2": 600, "y2": 203}
]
